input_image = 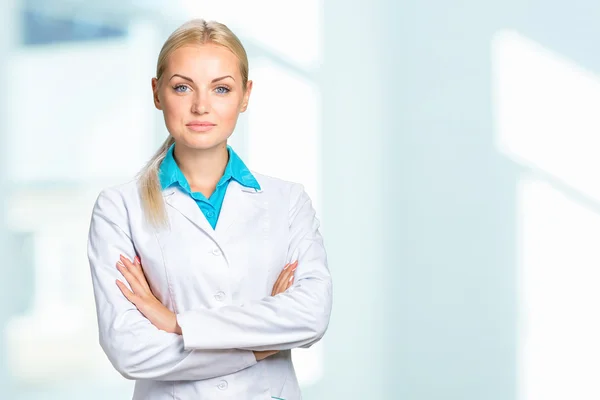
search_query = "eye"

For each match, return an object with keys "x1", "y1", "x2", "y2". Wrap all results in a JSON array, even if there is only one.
[
  {"x1": 173, "y1": 84, "x2": 190, "y2": 93},
  {"x1": 215, "y1": 86, "x2": 230, "y2": 94}
]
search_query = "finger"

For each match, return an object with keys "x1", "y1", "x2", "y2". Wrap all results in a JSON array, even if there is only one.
[
  {"x1": 120, "y1": 255, "x2": 139, "y2": 275},
  {"x1": 282, "y1": 260, "x2": 298, "y2": 280},
  {"x1": 272, "y1": 279, "x2": 285, "y2": 296},
  {"x1": 272, "y1": 276, "x2": 283, "y2": 296},
  {"x1": 284, "y1": 273, "x2": 295, "y2": 291},
  {"x1": 273, "y1": 268, "x2": 290, "y2": 296},
  {"x1": 281, "y1": 261, "x2": 298, "y2": 279},
  {"x1": 120, "y1": 255, "x2": 150, "y2": 292},
  {"x1": 131, "y1": 255, "x2": 151, "y2": 291},
  {"x1": 272, "y1": 263, "x2": 292, "y2": 295},
  {"x1": 116, "y1": 279, "x2": 137, "y2": 304},
  {"x1": 273, "y1": 261, "x2": 298, "y2": 295},
  {"x1": 116, "y1": 261, "x2": 144, "y2": 295},
  {"x1": 132, "y1": 255, "x2": 145, "y2": 273},
  {"x1": 279, "y1": 261, "x2": 298, "y2": 287}
]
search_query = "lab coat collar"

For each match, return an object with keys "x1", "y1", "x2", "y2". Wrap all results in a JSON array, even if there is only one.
[{"x1": 162, "y1": 180, "x2": 265, "y2": 242}]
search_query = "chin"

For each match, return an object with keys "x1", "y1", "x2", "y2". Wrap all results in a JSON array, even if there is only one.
[{"x1": 179, "y1": 134, "x2": 228, "y2": 151}]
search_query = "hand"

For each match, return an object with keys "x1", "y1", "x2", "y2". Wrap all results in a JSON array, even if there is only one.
[
  {"x1": 116, "y1": 254, "x2": 181, "y2": 335},
  {"x1": 254, "y1": 260, "x2": 298, "y2": 361},
  {"x1": 254, "y1": 350, "x2": 279, "y2": 361},
  {"x1": 271, "y1": 260, "x2": 298, "y2": 296}
]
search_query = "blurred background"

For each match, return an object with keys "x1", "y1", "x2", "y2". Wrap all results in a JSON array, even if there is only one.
[{"x1": 1, "y1": 0, "x2": 600, "y2": 399}]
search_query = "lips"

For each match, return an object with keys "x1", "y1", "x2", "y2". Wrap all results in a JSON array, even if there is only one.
[
  {"x1": 187, "y1": 121, "x2": 215, "y2": 126},
  {"x1": 186, "y1": 121, "x2": 216, "y2": 132}
]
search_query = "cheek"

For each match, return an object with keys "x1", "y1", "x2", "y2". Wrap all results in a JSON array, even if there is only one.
[
  {"x1": 162, "y1": 97, "x2": 187, "y2": 124},
  {"x1": 213, "y1": 98, "x2": 242, "y2": 124}
]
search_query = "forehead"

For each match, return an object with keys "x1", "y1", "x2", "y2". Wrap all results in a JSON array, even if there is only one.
[{"x1": 165, "y1": 44, "x2": 240, "y2": 78}]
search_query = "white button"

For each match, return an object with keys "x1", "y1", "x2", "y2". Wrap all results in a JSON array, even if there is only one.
[
  {"x1": 211, "y1": 248, "x2": 221, "y2": 256},
  {"x1": 217, "y1": 380, "x2": 228, "y2": 390},
  {"x1": 214, "y1": 291, "x2": 225, "y2": 301}
]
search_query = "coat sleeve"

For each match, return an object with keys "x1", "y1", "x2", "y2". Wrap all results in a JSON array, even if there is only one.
[
  {"x1": 87, "y1": 188, "x2": 258, "y2": 381},
  {"x1": 176, "y1": 183, "x2": 333, "y2": 351}
]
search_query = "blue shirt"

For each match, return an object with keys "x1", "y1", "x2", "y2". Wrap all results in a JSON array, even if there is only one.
[{"x1": 158, "y1": 143, "x2": 261, "y2": 229}]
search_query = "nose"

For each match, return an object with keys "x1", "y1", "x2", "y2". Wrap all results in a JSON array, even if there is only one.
[{"x1": 192, "y1": 90, "x2": 210, "y2": 115}]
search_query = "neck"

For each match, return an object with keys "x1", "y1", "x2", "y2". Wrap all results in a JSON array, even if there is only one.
[{"x1": 173, "y1": 142, "x2": 229, "y2": 190}]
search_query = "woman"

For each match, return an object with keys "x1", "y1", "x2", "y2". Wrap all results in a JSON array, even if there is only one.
[{"x1": 87, "y1": 19, "x2": 332, "y2": 400}]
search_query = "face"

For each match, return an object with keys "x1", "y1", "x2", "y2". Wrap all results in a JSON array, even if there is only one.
[{"x1": 152, "y1": 43, "x2": 252, "y2": 151}]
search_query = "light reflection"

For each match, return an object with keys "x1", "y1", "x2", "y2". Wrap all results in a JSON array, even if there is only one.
[{"x1": 493, "y1": 30, "x2": 600, "y2": 400}]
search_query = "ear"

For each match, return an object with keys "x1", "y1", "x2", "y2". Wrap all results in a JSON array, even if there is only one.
[
  {"x1": 151, "y1": 77, "x2": 162, "y2": 110},
  {"x1": 240, "y1": 80, "x2": 253, "y2": 113}
]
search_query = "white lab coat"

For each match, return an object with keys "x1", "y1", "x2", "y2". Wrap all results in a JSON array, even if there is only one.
[{"x1": 87, "y1": 173, "x2": 333, "y2": 400}]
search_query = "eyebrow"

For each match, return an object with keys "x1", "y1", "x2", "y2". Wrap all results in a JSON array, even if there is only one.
[{"x1": 169, "y1": 74, "x2": 235, "y2": 83}]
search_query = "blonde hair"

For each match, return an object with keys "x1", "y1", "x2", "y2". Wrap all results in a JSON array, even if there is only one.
[{"x1": 137, "y1": 19, "x2": 249, "y2": 228}]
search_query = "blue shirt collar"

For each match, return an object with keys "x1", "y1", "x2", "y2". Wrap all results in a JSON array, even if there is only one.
[{"x1": 158, "y1": 143, "x2": 261, "y2": 193}]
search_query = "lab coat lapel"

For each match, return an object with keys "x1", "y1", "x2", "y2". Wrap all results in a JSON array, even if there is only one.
[
  {"x1": 215, "y1": 180, "x2": 265, "y2": 238},
  {"x1": 163, "y1": 187, "x2": 216, "y2": 239}
]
